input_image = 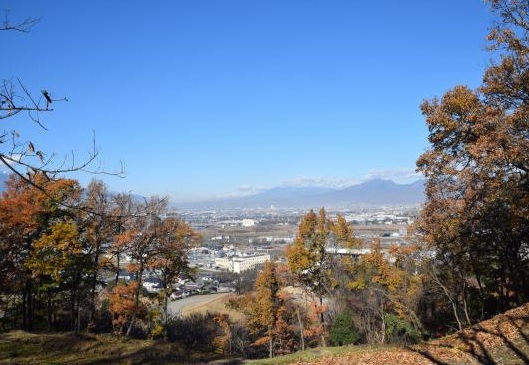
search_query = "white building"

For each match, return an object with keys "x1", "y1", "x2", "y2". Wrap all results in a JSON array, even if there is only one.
[
  {"x1": 242, "y1": 219, "x2": 256, "y2": 227},
  {"x1": 215, "y1": 253, "x2": 271, "y2": 273}
]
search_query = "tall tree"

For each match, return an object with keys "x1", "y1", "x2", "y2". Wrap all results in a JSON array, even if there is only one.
[
  {"x1": 228, "y1": 262, "x2": 299, "y2": 358},
  {"x1": 286, "y1": 209, "x2": 357, "y2": 346},
  {"x1": 110, "y1": 193, "x2": 135, "y2": 285},
  {"x1": 416, "y1": 0, "x2": 529, "y2": 328},
  {"x1": 286, "y1": 209, "x2": 330, "y2": 330},
  {"x1": 0, "y1": 173, "x2": 80, "y2": 330},
  {"x1": 115, "y1": 196, "x2": 168, "y2": 336},
  {"x1": 26, "y1": 219, "x2": 89, "y2": 332},
  {"x1": 79, "y1": 179, "x2": 115, "y2": 329},
  {"x1": 150, "y1": 216, "x2": 200, "y2": 336}
]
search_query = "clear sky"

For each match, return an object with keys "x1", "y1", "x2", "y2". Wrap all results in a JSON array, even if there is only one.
[{"x1": 2, "y1": 1, "x2": 494, "y2": 203}]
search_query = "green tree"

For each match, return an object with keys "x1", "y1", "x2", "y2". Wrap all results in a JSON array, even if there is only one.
[{"x1": 329, "y1": 309, "x2": 359, "y2": 346}]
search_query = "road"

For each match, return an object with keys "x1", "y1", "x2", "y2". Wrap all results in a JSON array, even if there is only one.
[{"x1": 167, "y1": 293, "x2": 229, "y2": 317}]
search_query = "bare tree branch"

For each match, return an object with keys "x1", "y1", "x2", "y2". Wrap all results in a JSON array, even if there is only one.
[
  {"x1": 0, "y1": 10, "x2": 125, "y2": 215},
  {"x1": 1, "y1": 10, "x2": 40, "y2": 33}
]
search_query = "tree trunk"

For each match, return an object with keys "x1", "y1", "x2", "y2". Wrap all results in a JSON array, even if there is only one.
[
  {"x1": 319, "y1": 295, "x2": 326, "y2": 347},
  {"x1": 23, "y1": 279, "x2": 34, "y2": 332},
  {"x1": 47, "y1": 287, "x2": 53, "y2": 331},
  {"x1": 88, "y1": 250, "x2": 100, "y2": 331},
  {"x1": 126, "y1": 263, "x2": 144, "y2": 337},
  {"x1": 430, "y1": 267, "x2": 463, "y2": 331},
  {"x1": 296, "y1": 307, "x2": 305, "y2": 351},
  {"x1": 114, "y1": 253, "x2": 121, "y2": 285},
  {"x1": 380, "y1": 298, "x2": 386, "y2": 344},
  {"x1": 269, "y1": 328, "x2": 274, "y2": 358}
]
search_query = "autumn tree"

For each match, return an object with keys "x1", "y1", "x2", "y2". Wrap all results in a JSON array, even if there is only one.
[
  {"x1": 149, "y1": 217, "x2": 200, "y2": 336},
  {"x1": 26, "y1": 219, "x2": 89, "y2": 332},
  {"x1": 109, "y1": 281, "x2": 147, "y2": 335},
  {"x1": 286, "y1": 209, "x2": 357, "y2": 346},
  {"x1": 109, "y1": 193, "x2": 136, "y2": 285},
  {"x1": 212, "y1": 314, "x2": 232, "y2": 355},
  {"x1": 286, "y1": 209, "x2": 330, "y2": 342},
  {"x1": 0, "y1": 174, "x2": 81, "y2": 331},
  {"x1": 228, "y1": 262, "x2": 300, "y2": 358},
  {"x1": 344, "y1": 241, "x2": 423, "y2": 344},
  {"x1": 416, "y1": 0, "x2": 529, "y2": 330},
  {"x1": 108, "y1": 196, "x2": 184, "y2": 337},
  {"x1": 78, "y1": 179, "x2": 115, "y2": 329}
]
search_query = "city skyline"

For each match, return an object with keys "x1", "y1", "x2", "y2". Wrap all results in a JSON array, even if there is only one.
[{"x1": 3, "y1": 1, "x2": 493, "y2": 202}]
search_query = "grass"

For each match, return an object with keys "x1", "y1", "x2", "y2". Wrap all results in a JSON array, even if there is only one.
[
  {"x1": 0, "y1": 330, "x2": 221, "y2": 365},
  {"x1": 246, "y1": 345, "x2": 373, "y2": 365},
  {"x1": 181, "y1": 293, "x2": 244, "y2": 322}
]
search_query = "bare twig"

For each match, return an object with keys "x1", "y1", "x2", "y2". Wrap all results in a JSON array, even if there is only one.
[{"x1": 1, "y1": 10, "x2": 40, "y2": 33}]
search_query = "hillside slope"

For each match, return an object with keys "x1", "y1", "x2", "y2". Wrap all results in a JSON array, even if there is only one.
[{"x1": 251, "y1": 302, "x2": 529, "y2": 365}]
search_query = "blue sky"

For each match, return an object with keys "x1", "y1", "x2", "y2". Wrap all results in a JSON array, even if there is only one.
[{"x1": 2, "y1": 1, "x2": 493, "y2": 202}]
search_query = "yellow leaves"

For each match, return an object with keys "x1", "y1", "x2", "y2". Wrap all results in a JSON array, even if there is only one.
[
  {"x1": 288, "y1": 208, "x2": 358, "y2": 298},
  {"x1": 34, "y1": 220, "x2": 80, "y2": 252},
  {"x1": 346, "y1": 241, "x2": 422, "y2": 301},
  {"x1": 347, "y1": 279, "x2": 366, "y2": 290},
  {"x1": 331, "y1": 214, "x2": 359, "y2": 248},
  {"x1": 285, "y1": 238, "x2": 311, "y2": 272},
  {"x1": 27, "y1": 220, "x2": 82, "y2": 282},
  {"x1": 297, "y1": 209, "x2": 318, "y2": 239}
]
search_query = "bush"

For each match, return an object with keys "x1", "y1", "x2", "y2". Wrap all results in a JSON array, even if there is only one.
[
  {"x1": 329, "y1": 309, "x2": 360, "y2": 346},
  {"x1": 384, "y1": 314, "x2": 421, "y2": 344},
  {"x1": 165, "y1": 312, "x2": 218, "y2": 352}
]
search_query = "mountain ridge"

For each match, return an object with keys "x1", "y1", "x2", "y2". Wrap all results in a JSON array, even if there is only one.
[
  {"x1": 177, "y1": 179, "x2": 425, "y2": 209},
  {"x1": 0, "y1": 174, "x2": 425, "y2": 209}
]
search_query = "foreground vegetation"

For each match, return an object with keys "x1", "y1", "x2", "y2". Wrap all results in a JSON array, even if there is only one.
[
  {"x1": 2, "y1": 302, "x2": 528, "y2": 364},
  {"x1": 0, "y1": 330, "x2": 232, "y2": 365}
]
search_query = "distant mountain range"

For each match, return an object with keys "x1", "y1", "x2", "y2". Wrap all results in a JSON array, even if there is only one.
[
  {"x1": 0, "y1": 173, "x2": 425, "y2": 209},
  {"x1": 178, "y1": 179, "x2": 425, "y2": 209}
]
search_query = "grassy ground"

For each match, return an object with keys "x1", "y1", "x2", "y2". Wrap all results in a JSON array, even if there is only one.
[
  {"x1": 0, "y1": 330, "x2": 230, "y2": 365},
  {"x1": 181, "y1": 293, "x2": 244, "y2": 322}
]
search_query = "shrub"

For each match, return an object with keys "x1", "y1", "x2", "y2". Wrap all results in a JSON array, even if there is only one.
[
  {"x1": 384, "y1": 314, "x2": 421, "y2": 344},
  {"x1": 329, "y1": 309, "x2": 360, "y2": 346}
]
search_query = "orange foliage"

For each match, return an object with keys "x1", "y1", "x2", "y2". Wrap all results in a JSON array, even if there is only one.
[{"x1": 109, "y1": 282, "x2": 147, "y2": 334}]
